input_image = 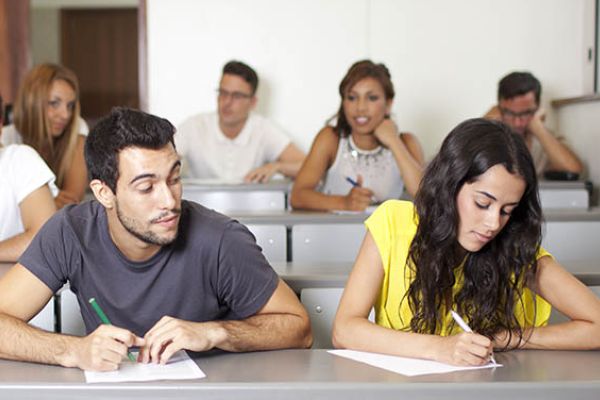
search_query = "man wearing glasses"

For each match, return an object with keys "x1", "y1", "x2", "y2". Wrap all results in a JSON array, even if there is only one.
[
  {"x1": 485, "y1": 71, "x2": 582, "y2": 176},
  {"x1": 176, "y1": 60, "x2": 305, "y2": 183}
]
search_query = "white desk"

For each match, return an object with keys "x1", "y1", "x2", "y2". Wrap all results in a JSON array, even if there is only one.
[
  {"x1": 182, "y1": 179, "x2": 291, "y2": 213},
  {"x1": 1, "y1": 349, "x2": 599, "y2": 399},
  {"x1": 538, "y1": 180, "x2": 591, "y2": 209},
  {"x1": 235, "y1": 208, "x2": 600, "y2": 262}
]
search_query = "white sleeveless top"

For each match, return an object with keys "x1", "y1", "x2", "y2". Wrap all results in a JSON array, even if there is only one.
[{"x1": 319, "y1": 135, "x2": 404, "y2": 203}]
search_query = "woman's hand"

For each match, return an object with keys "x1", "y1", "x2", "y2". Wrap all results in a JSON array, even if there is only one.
[{"x1": 436, "y1": 332, "x2": 493, "y2": 366}]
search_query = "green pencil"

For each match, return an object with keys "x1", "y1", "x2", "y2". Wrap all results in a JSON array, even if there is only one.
[{"x1": 88, "y1": 297, "x2": 137, "y2": 363}]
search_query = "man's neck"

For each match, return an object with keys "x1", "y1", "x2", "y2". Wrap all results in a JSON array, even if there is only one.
[
  {"x1": 219, "y1": 119, "x2": 246, "y2": 140},
  {"x1": 106, "y1": 213, "x2": 161, "y2": 262}
]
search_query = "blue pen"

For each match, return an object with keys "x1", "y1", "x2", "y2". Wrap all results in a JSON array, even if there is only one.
[{"x1": 345, "y1": 176, "x2": 359, "y2": 187}]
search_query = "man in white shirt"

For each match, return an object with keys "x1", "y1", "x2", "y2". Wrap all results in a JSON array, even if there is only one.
[
  {"x1": 176, "y1": 61, "x2": 305, "y2": 182},
  {"x1": 484, "y1": 71, "x2": 582, "y2": 176}
]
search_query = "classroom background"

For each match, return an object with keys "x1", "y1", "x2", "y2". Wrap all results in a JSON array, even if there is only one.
[{"x1": 1, "y1": 0, "x2": 599, "y2": 202}]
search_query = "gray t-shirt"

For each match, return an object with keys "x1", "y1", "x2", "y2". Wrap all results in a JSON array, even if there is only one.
[{"x1": 20, "y1": 200, "x2": 279, "y2": 337}]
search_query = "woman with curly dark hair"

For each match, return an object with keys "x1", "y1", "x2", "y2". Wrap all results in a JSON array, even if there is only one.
[{"x1": 333, "y1": 118, "x2": 600, "y2": 366}]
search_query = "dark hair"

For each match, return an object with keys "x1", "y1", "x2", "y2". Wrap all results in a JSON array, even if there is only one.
[
  {"x1": 0, "y1": 92, "x2": 3, "y2": 126},
  {"x1": 334, "y1": 60, "x2": 394, "y2": 137},
  {"x1": 222, "y1": 60, "x2": 259, "y2": 95},
  {"x1": 405, "y1": 118, "x2": 542, "y2": 348},
  {"x1": 498, "y1": 72, "x2": 541, "y2": 104},
  {"x1": 85, "y1": 107, "x2": 176, "y2": 193}
]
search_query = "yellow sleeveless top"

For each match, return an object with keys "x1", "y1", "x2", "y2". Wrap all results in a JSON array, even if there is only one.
[{"x1": 365, "y1": 200, "x2": 551, "y2": 334}]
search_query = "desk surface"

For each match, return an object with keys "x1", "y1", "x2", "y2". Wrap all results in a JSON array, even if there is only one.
[
  {"x1": 231, "y1": 207, "x2": 600, "y2": 225},
  {"x1": 273, "y1": 260, "x2": 600, "y2": 292},
  {"x1": 183, "y1": 179, "x2": 291, "y2": 192},
  {"x1": 0, "y1": 349, "x2": 599, "y2": 399}
]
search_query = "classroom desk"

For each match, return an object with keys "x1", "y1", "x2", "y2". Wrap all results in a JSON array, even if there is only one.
[
  {"x1": 233, "y1": 208, "x2": 600, "y2": 262},
  {"x1": 182, "y1": 179, "x2": 291, "y2": 213},
  {"x1": 0, "y1": 349, "x2": 599, "y2": 400},
  {"x1": 272, "y1": 260, "x2": 600, "y2": 293},
  {"x1": 538, "y1": 180, "x2": 591, "y2": 209}
]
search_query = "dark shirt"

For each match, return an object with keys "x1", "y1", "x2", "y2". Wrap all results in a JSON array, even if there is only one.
[{"x1": 20, "y1": 200, "x2": 278, "y2": 337}]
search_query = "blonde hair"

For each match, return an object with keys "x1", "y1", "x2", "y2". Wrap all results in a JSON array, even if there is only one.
[{"x1": 14, "y1": 63, "x2": 81, "y2": 187}]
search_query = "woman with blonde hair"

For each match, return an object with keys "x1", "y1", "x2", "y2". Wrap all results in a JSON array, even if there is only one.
[{"x1": 1, "y1": 63, "x2": 88, "y2": 208}]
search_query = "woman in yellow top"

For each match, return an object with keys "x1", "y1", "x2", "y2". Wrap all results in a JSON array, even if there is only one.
[
  {"x1": 1, "y1": 63, "x2": 87, "y2": 208},
  {"x1": 333, "y1": 118, "x2": 600, "y2": 366}
]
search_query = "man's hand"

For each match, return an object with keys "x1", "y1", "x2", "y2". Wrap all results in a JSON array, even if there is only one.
[
  {"x1": 70, "y1": 324, "x2": 144, "y2": 371},
  {"x1": 244, "y1": 162, "x2": 280, "y2": 183},
  {"x1": 139, "y1": 316, "x2": 225, "y2": 365},
  {"x1": 527, "y1": 107, "x2": 547, "y2": 136}
]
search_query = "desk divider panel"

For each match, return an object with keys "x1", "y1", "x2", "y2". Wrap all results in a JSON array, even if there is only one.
[
  {"x1": 245, "y1": 224, "x2": 287, "y2": 262},
  {"x1": 183, "y1": 189, "x2": 286, "y2": 213},
  {"x1": 543, "y1": 221, "x2": 600, "y2": 261},
  {"x1": 292, "y1": 224, "x2": 366, "y2": 262}
]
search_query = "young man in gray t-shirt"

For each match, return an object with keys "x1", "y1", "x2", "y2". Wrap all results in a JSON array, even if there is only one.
[{"x1": 0, "y1": 107, "x2": 311, "y2": 371}]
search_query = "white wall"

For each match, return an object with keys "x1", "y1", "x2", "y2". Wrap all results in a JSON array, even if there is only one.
[
  {"x1": 147, "y1": 0, "x2": 594, "y2": 160},
  {"x1": 556, "y1": 101, "x2": 600, "y2": 204}
]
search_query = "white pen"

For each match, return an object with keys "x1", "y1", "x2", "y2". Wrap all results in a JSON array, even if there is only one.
[{"x1": 450, "y1": 310, "x2": 497, "y2": 365}]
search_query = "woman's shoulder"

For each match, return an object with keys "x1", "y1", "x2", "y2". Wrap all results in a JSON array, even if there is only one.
[
  {"x1": 2, "y1": 144, "x2": 46, "y2": 165},
  {"x1": 309, "y1": 125, "x2": 340, "y2": 154},
  {"x1": 367, "y1": 200, "x2": 417, "y2": 230},
  {"x1": 0, "y1": 124, "x2": 23, "y2": 145},
  {"x1": 375, "y1": 199, "x2": 416, "y2": 218}
]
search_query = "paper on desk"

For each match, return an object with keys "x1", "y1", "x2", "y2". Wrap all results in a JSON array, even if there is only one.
[
  {"x1": 328, "y1": 349, "x2": 501, "y2": 376},
  {"x1": 84, "y1": 350, "x2": 206, "y2": 383},
  {"x1": 332, "y1": 205, "x2": 378, "y2": 215}
]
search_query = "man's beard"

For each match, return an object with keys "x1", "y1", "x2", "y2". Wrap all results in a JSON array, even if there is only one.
[{"x1": 116, "y1": 202, "x2": 181, "y2": 246}]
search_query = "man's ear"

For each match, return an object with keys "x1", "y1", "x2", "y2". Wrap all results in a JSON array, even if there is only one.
[{"x1": 89, "y1": 179, "x2": 116, "y2": 209}]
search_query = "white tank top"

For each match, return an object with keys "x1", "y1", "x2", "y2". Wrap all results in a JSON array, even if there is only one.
[{"x1": 320, "y1": 135, "x2": 404, "y2": 203}]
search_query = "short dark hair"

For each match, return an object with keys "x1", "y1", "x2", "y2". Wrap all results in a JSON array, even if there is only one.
[
  {"x1": 498, "y1": 72, "x2": 541, "y2": 104},
  {"x1": 222, "y1": 60, "x2": 259, "y2": 95},
  {"x1": 85, "y1": 107, "x2": 176, "y2": 193}
]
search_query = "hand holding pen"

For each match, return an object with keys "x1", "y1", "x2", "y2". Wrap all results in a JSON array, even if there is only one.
[
  {"x1": 344, "y1": 175, "x2": 375, "y2": 211},
  {"x1": 72, "y1": 298, "x2": 145, "y2": 371},
  {"x1": 450, "y1": 310, "x2": 497, "y2": 366}
]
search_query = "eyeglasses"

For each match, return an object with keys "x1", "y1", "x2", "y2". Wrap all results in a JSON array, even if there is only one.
[
  {"x1": 499, "y1": 107, "x2": 537, "y2": 119},
  {"x1": 216, "y1": 88, "x2": 253, "y2": 101}
]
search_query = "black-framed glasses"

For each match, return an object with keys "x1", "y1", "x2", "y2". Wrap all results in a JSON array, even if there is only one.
[
  {"x1": 499, "y1": 107, "x2": 537, "y2": 119},
  {"x1": 216, "y1": 88, "x2": 253, "y2": 101}
]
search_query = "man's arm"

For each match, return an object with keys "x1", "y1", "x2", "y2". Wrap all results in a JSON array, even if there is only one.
[
  {"x1": 244, "y1": 143, "x2": 306, "y2": 183},
  {"x1": 0, "y1": 264, "x2": 143, "y2": 371},
  {"x1": 528, "y1": 109, "x2": 583, "y2": 174},
  {"x1": 140, "y1": 279, "x2": 312, "y2": 364}
]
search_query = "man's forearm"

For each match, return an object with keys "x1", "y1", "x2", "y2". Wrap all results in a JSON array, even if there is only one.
[
  {"x1": 0, "y1": 313, "x2": 77, "y2": 367},
  {"x1": 213, "y1": 313, "x2": 312, "y2": 352}
]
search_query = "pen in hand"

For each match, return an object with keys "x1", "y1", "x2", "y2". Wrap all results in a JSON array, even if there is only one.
[
  {"x1": 346, "y1": 176, "x2": 378, "y2": 204},
  {"x1": 450, "y1": 310, "x2": 497, "y2": 365},
  {"x1": 89, "y1": 297, "x2": 137, "y2": 363}
]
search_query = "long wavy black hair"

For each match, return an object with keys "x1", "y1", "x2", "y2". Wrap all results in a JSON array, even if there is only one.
[{"x1": 405, "y1": 118, "x2": 543, "y2": 348}]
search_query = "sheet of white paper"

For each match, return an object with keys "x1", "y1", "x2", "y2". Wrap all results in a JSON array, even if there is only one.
[
  {"x1": 84, "y1": 350, "x2": 206, "y2": 383},
  {"x1": 332, "y1": 205, "x2": 378, "y2": 215},
  {"x1": 328, "y1": 349, "x2": 501, "y2": 377}
]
